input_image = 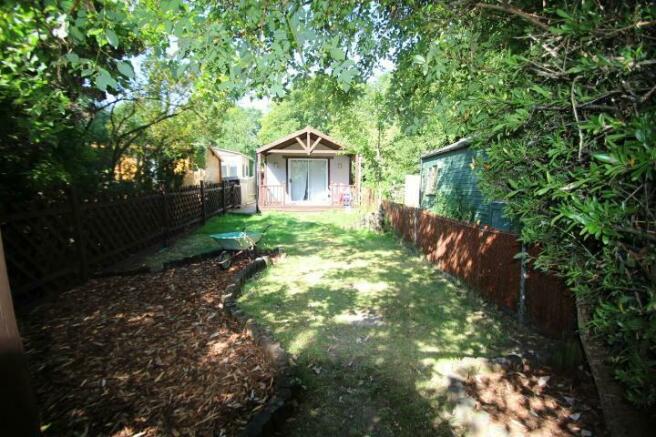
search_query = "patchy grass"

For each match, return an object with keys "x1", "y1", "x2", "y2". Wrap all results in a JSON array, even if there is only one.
[
  {"x1": 235, "y1": 211, "x2": 518, "y2": 435},
  {"x1": 128, "y1": 210, "x2": 599, "y2": 435},
  {"x1": 136, "y1": 211, "x2": 359, "y2": 270}
]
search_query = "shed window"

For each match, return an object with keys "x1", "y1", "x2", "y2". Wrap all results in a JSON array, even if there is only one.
[
  {"x1": 424, "y1": 165, "x2": 439, "y2": 194},
  {"x1": 221, "y1": 163, "x2": 238, "y2": 178}
]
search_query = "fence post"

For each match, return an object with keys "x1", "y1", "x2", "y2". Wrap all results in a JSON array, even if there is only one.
[
  {"x1": 199, "y1": 181, "x2": 206, "y2": 224},
  {"x1": 69, "y1": 186, "x2": 88, "y2": 281},
  {"x1": 161, "y1": 189, "x2": 170, "y2": 246},
  {"x1": 518, "y1": 243, "x2": 527, "y2": 324},
  {"x1": 413, "y1": 208, "x2": 419, "y2": 245},
  {"x1": 222, "y1": 180, "x2": 228, "y2": 214}
]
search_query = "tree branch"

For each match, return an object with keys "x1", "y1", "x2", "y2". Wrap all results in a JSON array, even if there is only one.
[
  {"x1": 116, "y1": 107, "x2": 188, "y2": 145},
  {"x1": 571, "y1": 77, "x2": 584, "y2": 161},
  {"x1": 640, "y1": 83, "x2": 656, "y2": 103},
  {"x1": 476, "y1": 2, "x2": 550, "y2": 31}
]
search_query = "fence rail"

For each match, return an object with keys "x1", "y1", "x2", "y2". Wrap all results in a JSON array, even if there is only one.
[
  {"x1": 1, "y1": 181, "x2": 241, "y2": 295},
  {"x1": 382, "y1": 201, "x2": 576, "y2": 338},
  {"x1": 259, "y1": 184, "x2": 359, "y2": 207}
]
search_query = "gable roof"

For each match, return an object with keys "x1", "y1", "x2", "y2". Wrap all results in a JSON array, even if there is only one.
[
  {"x1": 210, "y1": 147, "x2": 253, "y2": 162},
  {"x1": 256, "y1": 126, "x2": 348, "y2": 154}
]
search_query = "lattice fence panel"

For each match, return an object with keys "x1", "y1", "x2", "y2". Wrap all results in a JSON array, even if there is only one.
[
  {"x1": 230, "y1": 183, "x2": 241, "y2": 208},
  {"x1": 167, "y1": 186, "x2": 202, "y2": 231},
  {"x1": 2, "y1": 183, "x2": 244, "y2": 295},
  {"x1": 83, "y1": 194, "x2": 165, "y2": 267},
  {"x1": 205, "y1": 183, "x2": 225, "y2": 215},
  {"x1": 1, "y1": 207, "x2": 78, "y2": 294}
]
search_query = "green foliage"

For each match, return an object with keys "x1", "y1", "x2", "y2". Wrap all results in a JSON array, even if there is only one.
[
  {"x1": 216, "y1": 107, "x2": 261, "y2": 156},
  {"x1": 387, "y1": 1, "x2": 656, "y2": 407},
  {"x1": 431, "y1": 190, "x2": 477, "y2": 223},
  {"x1": 3, "y1": 0, "x2": 654, "y2": 409},
  {"x1": 0, "y1": 0, "x2": 147, "y2": 199},
  {"x1": 259, "y1": 74, "x2": 435, "y2": 194},
  {"x1": 1, "y1": 0, "x2": 391, "y2": 199},
  {"x1": 258, "y1": 100, "x2": 302, "y2": 145}
]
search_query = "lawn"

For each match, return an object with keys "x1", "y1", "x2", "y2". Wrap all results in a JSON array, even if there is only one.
[
  {"x1": 233, "y1": 211, "x2": 516, "y2": 435},
  {"x1": 139, "y1": 210, "x2": 599, "y2": 435}
]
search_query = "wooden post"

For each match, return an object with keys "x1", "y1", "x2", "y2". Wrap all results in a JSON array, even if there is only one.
[
  {"x1": 199, "y1": 181, "x2": 206, "y2": 224},
  {"x1": 0, "y1": 230, "x2": 41, "y2": 436},
  {"x1": 255, "y1": 153, "x2": 261, "y2": 213},
  {"x1": 222, "y1": 180, "x2": 228, "y2": 214},
  {"x1": 518, "y1": 243, "x2": 527, "y2": 324},
  {"x1": 161, "y1": 189, "x2": 170, "y2": 246},
  {"x1": 413, "y1": 207, "x2": 419, "y2": 245},
  {"x1": 69, "y1": 186, "x2": 88, "y2": 281}
]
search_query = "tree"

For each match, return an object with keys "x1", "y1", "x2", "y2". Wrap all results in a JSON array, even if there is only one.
[
  {"x1": 381, "y1": 0, "x2": 656, "y2": 421},
  {"x1": 216, "y1": 107, "x2": 262, "y2": 156}
]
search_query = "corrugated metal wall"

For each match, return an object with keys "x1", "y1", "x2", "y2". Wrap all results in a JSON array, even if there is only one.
[{"x1": 383, "y1": 201, "x2": 577, "y2": 338}]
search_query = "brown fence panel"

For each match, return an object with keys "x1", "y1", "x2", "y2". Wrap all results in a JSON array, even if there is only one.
[
  {"x1": 205, "y1": 182, "x2": 226, "y2": 215},
  {"x1": 401, "y1": 207, "x2": 415, "y2": 243},
  {"x1": 167, "y1": 186, "x2": 203, "y2": 231},
  {"x1": 417, "y1": 209, "x2": 437, "y2": 263},
  {"x1": 230, "y1": 181, "x2": 241, "y2": 208},
  {"x1": 477, "y1": 228, "x2": 520, "y2": 312},
  {"x1": 383, "y1": 201, "x2": 576, "y2": 337},
  {"x1": 82, "y1": 193, "x2": 165, "y2": 268},
  {"x1": 525, "y1": 248, "x2": 577, "y2": 337},
  {"x1": 441, "y1": 217, "x2": 480, "y2": 289}
]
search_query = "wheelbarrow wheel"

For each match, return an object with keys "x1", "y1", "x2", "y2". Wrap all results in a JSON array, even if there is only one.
[{"x1": 218, "y1": 251, "x2": 232, "y2": 270}]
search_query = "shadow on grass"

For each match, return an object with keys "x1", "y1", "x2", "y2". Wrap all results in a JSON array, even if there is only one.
[{"x1": 234, "y1": 211, "x2": 522, "y2": 436}]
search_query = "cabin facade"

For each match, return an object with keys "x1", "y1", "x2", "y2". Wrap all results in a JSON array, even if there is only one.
[{"x1": 256, "y1": 127, "x2": 359, "y2": 210}]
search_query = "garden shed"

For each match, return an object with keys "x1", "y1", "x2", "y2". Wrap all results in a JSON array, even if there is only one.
[{"x1": 420, "y1": 138, "x2": 513, "y2": 231}]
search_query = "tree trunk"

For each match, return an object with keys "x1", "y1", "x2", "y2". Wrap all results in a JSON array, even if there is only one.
[{"x1": 576, "y1": 295, "x2": 654, "y2": 436}]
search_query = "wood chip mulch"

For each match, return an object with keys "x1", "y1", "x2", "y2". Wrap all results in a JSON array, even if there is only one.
[
  {"x1": 18, "y1": 258, "x2": 275, "y2": 436},
  {"x1": 463, "y1": 360, "x2": 607, "y2": 436}
]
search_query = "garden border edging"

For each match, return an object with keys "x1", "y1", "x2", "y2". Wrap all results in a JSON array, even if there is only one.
[{"x1": 221, "y1": 251, "x2": 298, "y2": 437}]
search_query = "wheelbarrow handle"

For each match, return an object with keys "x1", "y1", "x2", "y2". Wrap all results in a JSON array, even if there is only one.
[{"x1": 240, "y1": 224, "x2": 272, "y2": 234}]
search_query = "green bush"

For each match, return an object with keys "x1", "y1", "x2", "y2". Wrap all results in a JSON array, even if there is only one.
[{"x1": 388, "y1": 1, "x2": 656, "y2": 407}]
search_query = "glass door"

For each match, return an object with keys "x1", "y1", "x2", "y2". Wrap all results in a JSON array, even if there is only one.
[
  {"x1": 288, "y1": 159, "x2": 328, "y2": 203},
  {"x1": 308, "y1": 159, "x2": 328, "y2": 202},
  {"x1": 289, "y1": 159, "x2": 309, "y2": 201}
]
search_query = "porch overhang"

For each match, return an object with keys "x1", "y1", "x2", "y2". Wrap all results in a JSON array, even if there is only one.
[
  {"x1": 262, "y1": 149, "x2": 351, "y2": 157},
  {"x1": 256, "y1": 126, "x2": 351, "y2": 156}
]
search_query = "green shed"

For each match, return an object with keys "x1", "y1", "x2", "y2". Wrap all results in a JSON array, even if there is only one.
[{"x1": 420, "y1": 138, "x2": 514, "y2": 231}]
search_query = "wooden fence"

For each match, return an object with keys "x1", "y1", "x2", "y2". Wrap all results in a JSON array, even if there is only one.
[
  {"x1": 382, "y1": 201, "x2": 576, "y2": 338},
  {"x1": 1, "y1": 181, "x2": 241, "y2": 296}
]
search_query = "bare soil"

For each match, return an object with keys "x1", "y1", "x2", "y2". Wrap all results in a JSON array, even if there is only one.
[{"x1": 18, "y1": 257, "x2": 275, "y2": 436}]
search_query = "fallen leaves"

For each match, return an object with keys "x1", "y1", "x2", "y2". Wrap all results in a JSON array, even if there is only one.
[
  {"x1": 463, "y1": 362, "x2": 605, "y2": 436},
  {"x1": 18, "y1": 257, "x2": 275, "y2": 436}
]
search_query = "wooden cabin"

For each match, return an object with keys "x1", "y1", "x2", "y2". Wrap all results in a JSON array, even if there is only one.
[{"x1": 256, "y1": 127, "x2": 360, "y2": 210}]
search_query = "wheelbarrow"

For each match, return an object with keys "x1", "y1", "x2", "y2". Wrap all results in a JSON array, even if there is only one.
[{"x1": 209, "y1": 224, "x2": 271, "y2": 269}]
